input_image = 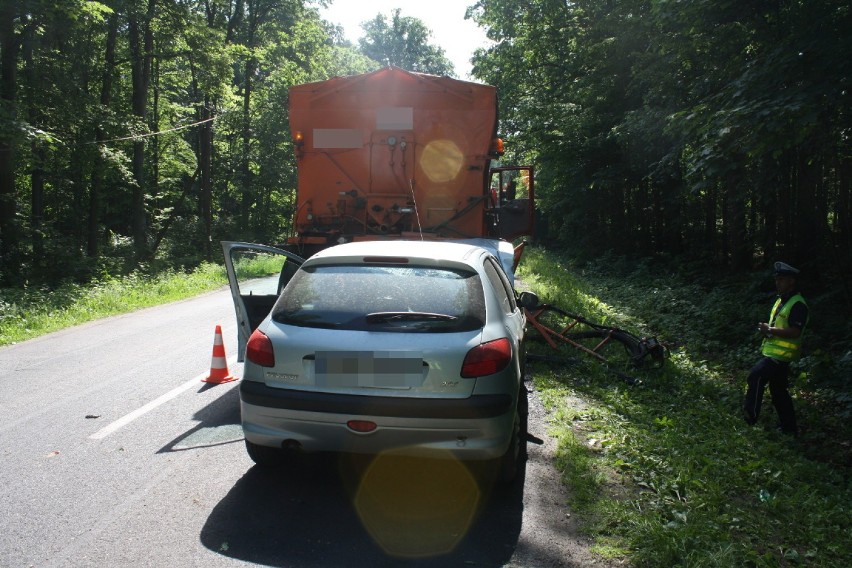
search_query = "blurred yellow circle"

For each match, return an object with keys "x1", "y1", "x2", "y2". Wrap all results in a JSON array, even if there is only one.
[
  {"x1": 420, "y1": 140, "x2": 464, "y2": 183},
  {"x1": 353, "y1": 448, "x2": 482, "y2": 558}
]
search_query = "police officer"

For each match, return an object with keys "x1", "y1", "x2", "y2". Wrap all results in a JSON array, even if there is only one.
[{"x1": 743, "y1": 262, "x2": 809, "y2": 435}]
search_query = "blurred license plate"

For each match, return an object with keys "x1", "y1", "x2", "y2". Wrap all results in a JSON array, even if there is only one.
[{"x1": 315, "y1": 351, "x2": 424, "y2": 388}]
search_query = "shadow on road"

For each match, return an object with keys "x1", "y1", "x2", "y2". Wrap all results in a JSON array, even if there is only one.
[
  {"x1": 199, "y1": 449, "x2": 526, "y2": 567},
  {"x1": 158, "y1": 385, "x2": 244, "y2": 452}
]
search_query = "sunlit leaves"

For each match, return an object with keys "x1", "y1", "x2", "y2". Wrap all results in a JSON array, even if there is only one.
[{"x1": 357, "y1": 9, "x2": 454, "y2": 76}]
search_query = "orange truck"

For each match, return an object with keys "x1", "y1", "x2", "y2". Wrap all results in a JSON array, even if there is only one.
[{"x1": 285, "y1": 66, "x2": 535, "y2": 267}]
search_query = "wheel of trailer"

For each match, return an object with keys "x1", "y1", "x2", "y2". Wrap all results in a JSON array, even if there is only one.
[{"x1": 245, "y1": 440, "x2": 286, "y2": 467}]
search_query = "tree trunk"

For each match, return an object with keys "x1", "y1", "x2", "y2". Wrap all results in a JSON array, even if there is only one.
[
  {"x1": 239, "y1": 56, "x2": 254, "y2": 231},
  {"x1": 795, "y1": 143, "x2": 821, "y2": 267},
  {"x1": 777, "y1": 150, "x2": 794, "y2": 261},
  {"x1": 89, "y1": 13, "x2": 118, "y2": 258},
  {"x1": 701, "y1": 183, "x2": 715, "y2": 258},
  {"x1": 838, "y1": 152, "x2": 852, "y2": 250},
  {"x1": 0, "y1": 2, "x2": 19, "y2": 280},
  {"x1": 199, "y1": 101, "x2": 213, "y2": 261},
  {"x1": 21, "y1": 22, "x2": 45, "y2": 261},
  {"x1": 725, "y1": 169, "x2": 751, "y2": 270},
  {"x1": 659, "y1": 176, "x2": 683, "y2": 255},
  {"x1": 128, "y1": 0, "x2": 156, "y2": 261}
]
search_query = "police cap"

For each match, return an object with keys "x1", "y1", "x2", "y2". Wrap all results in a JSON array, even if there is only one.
[{"x1": 774, "y1": 261, "x2": 800, "y2": 276}]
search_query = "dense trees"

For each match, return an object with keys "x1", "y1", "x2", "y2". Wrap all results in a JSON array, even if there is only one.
[
  {"x1": 0, "y1": 1, "x2": 465, "y2": 286},
  {"x1": 469, "y1": 0, "x2": 851, "y2": 287},
  {"x1": 3, "y1": 0, "x2": 850, "y2": 300},
  {"x1": 358, "y1": 8, "x2": 454, "y2": 76},
  {"x1": 0, "y1": 0, "x2": 380, "y2": 285}
]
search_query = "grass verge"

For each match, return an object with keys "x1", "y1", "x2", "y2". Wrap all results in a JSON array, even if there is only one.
[
  {"x1": 517, "y1": 246, "x2": 851, "y2": 567},
  {"x1": 0, "y1": 263, "x2": 228, "y2": 346}
]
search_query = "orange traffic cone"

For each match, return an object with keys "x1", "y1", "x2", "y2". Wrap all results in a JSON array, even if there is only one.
[{"x1": 203, "y1": 325, "x2": 238, "y2": 384}]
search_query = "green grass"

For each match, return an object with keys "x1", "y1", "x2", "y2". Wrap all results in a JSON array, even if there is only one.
[
  {"x1": 0, "y1": 263, "x2": 228, "y2": 346},
  {"x1": 0, "y1": 251, "x2": 292, "y2": 347},
  {"x1": 517, "y1": 246, "x2": 851, "y2": 567},
  {"x1": 230, "y1": 251, "x2": 289, "y2": 280}
]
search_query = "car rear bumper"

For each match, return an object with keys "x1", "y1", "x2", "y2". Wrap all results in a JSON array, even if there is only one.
[
  {"x1": 239, "y1": 380, "x2": 516, "y2": 459},
  {"x1": 240, "y1": 380, "x2": 512, "y2": 419}
]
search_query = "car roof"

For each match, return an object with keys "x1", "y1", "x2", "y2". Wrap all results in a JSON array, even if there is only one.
[{"x1": 302, "y1": 240, "x2": 488, "y2": 268}]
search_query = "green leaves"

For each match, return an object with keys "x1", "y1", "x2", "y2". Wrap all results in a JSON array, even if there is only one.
[
  {"x1": 2, "y1": 0, "x2": 390, "y2": 284},
  {"x1": 653, "y1": 416, "x2": 674, "y2": 428},
  {"x1": 357, "y1": 9, "x2": 454, "y2": 76},
  {"x1": 469, "y1": 0, "x2": 852, "y2": 274}
]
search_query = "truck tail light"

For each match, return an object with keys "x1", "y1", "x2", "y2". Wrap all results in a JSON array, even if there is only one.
[
  {"x1": 461, "y1": 338, "x2": 512, "y2": 377},
  {"x1": 246, "y1": 329, "x2": 275, "y2": 367}
]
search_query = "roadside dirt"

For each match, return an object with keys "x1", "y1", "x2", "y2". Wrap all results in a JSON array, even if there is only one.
[{"x1": 507, "y1": 378, "x2": 619, "y2": 567}]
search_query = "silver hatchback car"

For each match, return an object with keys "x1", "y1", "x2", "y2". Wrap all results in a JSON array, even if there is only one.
[{"x1": 223, "y1": 240, "x2": 533, "y2": 482}]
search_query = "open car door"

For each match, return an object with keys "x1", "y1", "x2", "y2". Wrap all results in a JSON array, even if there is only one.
[
  {"x1": 488, "y1": 165, "x2": 536, "y2": 241},
  {"x1": 221, "y1": 242, "x2": 306, "y2": 361}
]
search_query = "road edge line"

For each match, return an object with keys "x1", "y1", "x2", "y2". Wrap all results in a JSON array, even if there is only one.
[{"x1": 89, "y1": 356, "x2": 238, "y2": 440}]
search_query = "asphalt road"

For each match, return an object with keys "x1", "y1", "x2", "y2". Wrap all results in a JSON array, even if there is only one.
[{"x1": 0, "y1": 288, "x2": 603, "y2": 568}]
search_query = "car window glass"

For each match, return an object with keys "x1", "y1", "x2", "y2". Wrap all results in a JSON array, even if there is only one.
[
  {"x1": 483, "y1": 257, "x2": 517, "y2": 314},
  {"x1": 271, "y1": 264, "x2": 486, "y2": 332}
]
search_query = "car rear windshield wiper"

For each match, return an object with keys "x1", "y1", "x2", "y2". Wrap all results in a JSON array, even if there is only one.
[
  {"x1": 365, "y1": 312, "x2": 458, "y2": 323},
  {"x1": 273, "y1": 313, "x2": 342, "y2": 328}
]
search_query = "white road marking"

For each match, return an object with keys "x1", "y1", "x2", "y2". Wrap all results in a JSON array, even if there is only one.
[{"x1": 89, "y1": 356, "x2": 238, "y2": 440}]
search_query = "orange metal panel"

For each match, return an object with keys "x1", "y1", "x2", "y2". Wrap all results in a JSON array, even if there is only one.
[{"x1": 288, "y1": 67, "x2": 499, "y2": 244}]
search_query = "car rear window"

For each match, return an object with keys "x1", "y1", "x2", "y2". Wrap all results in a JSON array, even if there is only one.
[{"x1": 271, "y1": 264, "x2": 485, "y2": 332}]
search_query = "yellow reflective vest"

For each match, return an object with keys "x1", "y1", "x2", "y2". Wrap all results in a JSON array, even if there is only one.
[{"x1": 761, "y1": 294, "x2": 808, "y2": 362}]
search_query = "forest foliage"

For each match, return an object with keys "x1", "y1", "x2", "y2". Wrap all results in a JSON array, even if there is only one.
[
  {"x1": 2, "y1": 0, "x2": 851, "y2": 315},
  {"x1": 2, "y1": 3, "x2": 850, "y2": 562},
  {"x1": 468, "y1": 0, "x2": 851, "y2": 287},
  {"x1": 358, "y1": 8, "x2": 454, "y2": 75},
  {"x1": 0, "y1": 0, "x2": 456, "y2": 285}
]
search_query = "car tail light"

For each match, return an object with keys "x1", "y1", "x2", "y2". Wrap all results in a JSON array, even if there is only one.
[
  {"x1": 246, "y1": 329, "x2": 275, "y2": 367},
  {"x1": 461, "y1": 338, "x2": 512, "y2": 378}
]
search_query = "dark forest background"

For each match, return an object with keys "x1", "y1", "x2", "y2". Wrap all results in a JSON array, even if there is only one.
[{"x1": 1, "y1": 0, "x2": 850, "y2": 307}]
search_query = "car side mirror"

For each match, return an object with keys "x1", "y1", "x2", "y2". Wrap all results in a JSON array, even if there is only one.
[{"x1": 517, "y1": 291, "x2": 540, "y2": 309}]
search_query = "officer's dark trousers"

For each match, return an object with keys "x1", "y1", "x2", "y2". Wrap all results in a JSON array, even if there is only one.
[{"x1": 744, "y1": 356, "x2": 797, "y2": 434}]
